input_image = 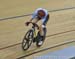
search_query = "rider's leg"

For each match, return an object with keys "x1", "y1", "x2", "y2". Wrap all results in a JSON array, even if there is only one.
[
  {"x1": 39, "y1": 25, "x2": 46, "y2": 41},
  {"x1": 38, "y1": 14, "x2": 49, "y2": 45},
  {"x1": 42, "y1": 26, "x2": 47, "y2": 41},
  {"x1": 37, "y1": 25, "x2": 46, "y2": 45},
  {"x1": 39, "y1": 14, "x2": 49, "y2": 39}
]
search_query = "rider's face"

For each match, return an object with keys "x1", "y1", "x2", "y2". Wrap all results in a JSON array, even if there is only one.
[
  {"x1": 38, "y1": 14, "x2": 42, "y2": 18},
  {"x1": 38, "y1": 11, "x2": 45, "y2": 18}
]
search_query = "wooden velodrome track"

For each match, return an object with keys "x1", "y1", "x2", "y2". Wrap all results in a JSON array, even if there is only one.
[{"x1": 0, "y1": 0, "x2": 75, "y2": 59}]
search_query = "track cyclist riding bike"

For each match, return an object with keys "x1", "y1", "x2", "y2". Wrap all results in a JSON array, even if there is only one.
[{"x1": 25, "y1": 8, "x2": 49, "y2": 46}]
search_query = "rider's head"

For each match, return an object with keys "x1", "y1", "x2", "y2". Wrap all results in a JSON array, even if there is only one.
[{"x1": 37, "y1": 10, "x2": 45, "y2": 18}]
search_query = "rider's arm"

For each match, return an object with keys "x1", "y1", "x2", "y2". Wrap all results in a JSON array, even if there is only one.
[
  {"x1": 25, "y1": 10, "x2": 38, "y2": 26},
  {"x1": 29, "y1": 18, "x2": 33, "y2": 22},
  {"x1": 29, "y1": 12, "x2": 37, "y2": 22}
]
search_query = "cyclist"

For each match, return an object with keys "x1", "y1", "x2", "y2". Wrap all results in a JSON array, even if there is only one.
[{"x1": 25, "y1": 8, "x2": 49, "y2": 46}]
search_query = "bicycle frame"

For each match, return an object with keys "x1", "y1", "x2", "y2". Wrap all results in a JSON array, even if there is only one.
[
  {"x1": 22, "y1": 22, "x2": 44, "y2": 50},
  {"x1": 31, "y1": 26, "x2": 38, "y2": 38}
]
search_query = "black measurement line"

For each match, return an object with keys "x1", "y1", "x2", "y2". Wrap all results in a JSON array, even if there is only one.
[{"x1": 0, "y1": 7, "x2": 75, "y2": 21}]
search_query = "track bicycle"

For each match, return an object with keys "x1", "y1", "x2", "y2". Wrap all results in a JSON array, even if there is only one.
[{"x1": 22, "y1": 22, "x2": 46, "y2": 51}]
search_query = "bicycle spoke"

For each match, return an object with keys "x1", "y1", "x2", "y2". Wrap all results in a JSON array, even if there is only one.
[{"x1": 22, "y1": 30, "x2": 33, "y2": 51}]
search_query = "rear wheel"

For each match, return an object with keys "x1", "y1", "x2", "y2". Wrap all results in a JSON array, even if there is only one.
[{"x1": 22, "y1": 30, "x2": 33, "y2": 51}]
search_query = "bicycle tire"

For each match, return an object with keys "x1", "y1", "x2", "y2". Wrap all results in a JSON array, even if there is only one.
[{"x1": 22, "y1": 30, "x2": 33, "y2": 51}]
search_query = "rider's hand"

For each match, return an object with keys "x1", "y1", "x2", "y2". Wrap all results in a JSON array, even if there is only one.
[{"x1": 25, "y1": 22, "x2": 30, "y2": 26}]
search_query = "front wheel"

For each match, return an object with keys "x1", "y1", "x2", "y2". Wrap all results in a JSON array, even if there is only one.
[{"x1": 22, "y1": 30, "x2": 33, "y2": 51}]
